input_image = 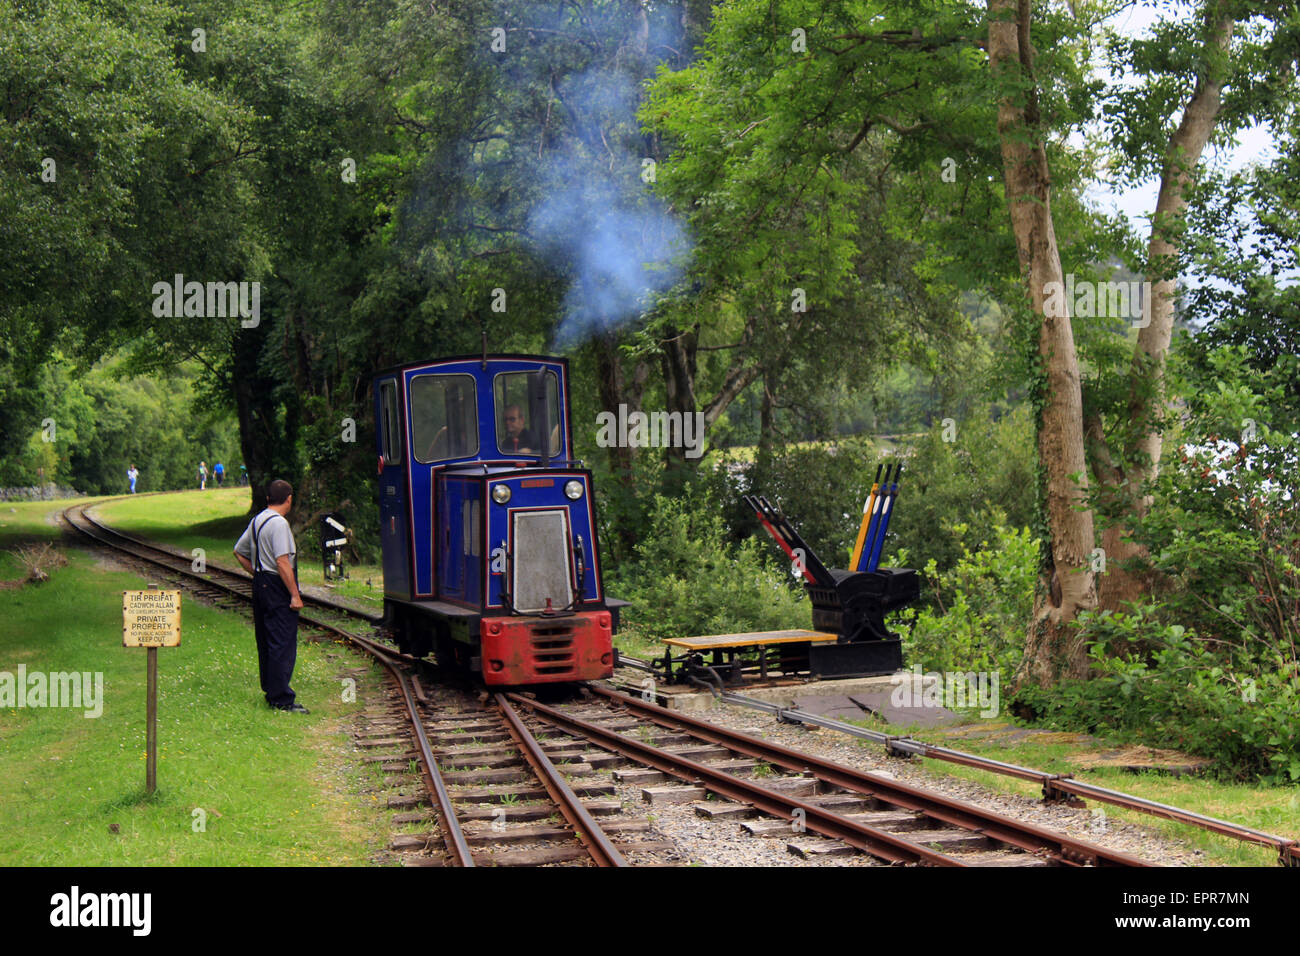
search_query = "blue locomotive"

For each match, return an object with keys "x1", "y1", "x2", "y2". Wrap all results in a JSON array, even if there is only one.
[{"x1": 372, "y1": 354, "x2": 624, "y2": 684}]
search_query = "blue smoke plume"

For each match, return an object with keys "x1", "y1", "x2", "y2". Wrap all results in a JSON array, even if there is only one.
[{"x1": 514, "y1": 27, "x2": 691, "y2": 349}]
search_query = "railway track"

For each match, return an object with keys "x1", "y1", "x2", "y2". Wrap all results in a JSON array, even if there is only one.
[
  {"x1": 504, "y1": 688, "x2": 1151, "y2": 866},
  {"x1": 65, "y1": 501, "x2": 382, "y2": 630},
  {"x1": 61, "y1": 498, "x2": 1165, "y2": 867},
  {"x1": 60, "y1": 499, "x2": 635, "y2": 867},
  {"x1": 612, "y1": 659, "x2": 1300, "y2": 867},
  {"x1": 372, "y1": 682, "x2": 680, "y2": 866}
]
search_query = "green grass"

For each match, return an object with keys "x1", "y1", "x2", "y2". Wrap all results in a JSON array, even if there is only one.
[
  {"x1": 94, "y1": 489, "x2": 383, "y2": 610},
  {"x1": 842, "y1": 711, "x2": 1300, "y2": 867},
  {"x1": 613, "y1": 628, "x2": 665, "y2": 662},
  {"x1": 0, "y1": 494, "x2": 116, "y2": 580},
  {"x1": 0, "y1": 497, "x2": 390, "y2": 865}
]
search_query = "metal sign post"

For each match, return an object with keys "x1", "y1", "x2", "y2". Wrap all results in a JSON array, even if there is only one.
[
  {"x1": 123, "y1": 586, "x2": 181, "y2": 795},
  {"x1": 146, "y1": 646, "x2": 157, "y2": 792},
  {"x1": 320, "y1": 513, "x2": 350, "y2": 581}
]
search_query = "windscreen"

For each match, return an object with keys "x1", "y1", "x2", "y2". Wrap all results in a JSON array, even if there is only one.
[
  {"x1": 411, "y1": 374, "x2": 479, "y2": 463},
  {"x1": 494, "y1": 371, "x2": 562, "y2": 458}
]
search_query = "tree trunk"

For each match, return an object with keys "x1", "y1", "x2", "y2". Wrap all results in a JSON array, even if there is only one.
[
  {"x1": 593, "y1": 331, "x2": 642, "y2": 489},
  {"x1": 989, "y1": 0, "x2": 1097, "y2": 688},
  {"x1": 232, "y1": 324, "x2": 274, "y2": 515},
  {"x1": 1096, "y1": 8, "x2": 1234, "y2": 613},
  {"x1": 661, "y1": 321, "x2": 699, "y2": 470},
  {"x1": 756, "y1": 367, "x2": 777, "y2": 477}
]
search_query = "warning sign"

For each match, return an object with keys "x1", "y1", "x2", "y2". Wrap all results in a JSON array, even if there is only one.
[{"x1": 122, "y1": 590, "x2": 182, "y2": 647}]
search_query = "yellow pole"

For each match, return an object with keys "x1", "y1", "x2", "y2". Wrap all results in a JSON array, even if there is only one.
[{"x1": 849, "y1": 464, "x2": 884, "y2": 570}]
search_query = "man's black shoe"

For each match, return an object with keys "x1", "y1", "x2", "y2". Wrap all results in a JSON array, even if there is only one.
[{"x1": 276, "y1": 703, "x2": 310, "y2": 714}]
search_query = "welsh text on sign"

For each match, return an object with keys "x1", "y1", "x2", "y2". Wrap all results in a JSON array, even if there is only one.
[{"x1": 122, "y1": 591, "x2": 182, "y2": 647}]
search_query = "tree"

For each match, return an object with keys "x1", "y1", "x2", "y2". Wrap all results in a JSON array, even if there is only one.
[
  {"x1": 643, "y1": 0, "x2": 990, "y2": 483},
  {"x1": 986, "y1": 0, "x2": 1098, "y2": 684},
  {"x1": 1087, "y1": 1, "x2": 1298, "y2": 612}
]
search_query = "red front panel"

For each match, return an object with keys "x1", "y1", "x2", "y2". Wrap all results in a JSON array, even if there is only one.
[{"x1": 480, "y1": 611, "x2": 614, "y2": 685}]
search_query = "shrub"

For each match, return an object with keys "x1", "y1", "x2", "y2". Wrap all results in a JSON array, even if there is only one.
[
  {"x1": 1125, "y1": 434, "x2": 1299, "y2": 662},
  {"x1": 609, "y1": 494, "x2": 809, "y2": 645},
  {"x1": 884, "y1": 406, "x2": 1038, "y2": 577},
  {"x1": 1014, "y1": 607, "x2": 1300, "y2": 783},
  {"x1": 746, "y1": 436, "x2": 880, "y2": 569},
  {"x1": 894, "y1": 524, "x2": 1038, "y2": 676}
]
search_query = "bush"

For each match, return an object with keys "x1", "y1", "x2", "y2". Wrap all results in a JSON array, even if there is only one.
[
  {"x1": 1014, "y1": 607, "x2": 1300, "y2": 783},
  {"x1": 884, "y1": 406, "x2": 1038, "y2": 577},
  {"x1": 895, "y1": 524, "x2": 1038, "y2": 677},
  {"x1": 746, "y1": 436, "x2": 881, "y2": 569},
  {"x1": 609, "y1": 494, "x2": 809, "y2": 645},
  {"x1": 1125, "y1": 434, "x2": 1299, "y2": 662}
]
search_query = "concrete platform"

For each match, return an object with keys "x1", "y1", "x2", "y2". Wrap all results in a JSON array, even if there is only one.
[{"x1": 609, "y1": 668, "x2": 964, "y2": 727}]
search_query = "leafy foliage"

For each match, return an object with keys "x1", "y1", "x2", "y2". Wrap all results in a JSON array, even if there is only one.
[
  {"x1": 0, "y1": 354, "x2": 240, "y2": 494},
  {"x1": 1017, "y1": 609, "x2": 1300, "y2": 783},
  {"x1": 897, "y1": 524, "x2": 1039, "y2": 678},
  {"x1": 609, "y1": 494, "x2": 808, "y2": 645}
]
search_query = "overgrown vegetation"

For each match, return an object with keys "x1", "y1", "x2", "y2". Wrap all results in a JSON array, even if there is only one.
[
  {"x1": 898, "y1": 524, "x2": 1039, "y2": 678},
  {"x1": 1017, "y1": 611, "x2": 1300, "y2": 783}
]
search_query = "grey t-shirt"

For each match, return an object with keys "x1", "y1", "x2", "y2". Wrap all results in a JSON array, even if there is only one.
[{"x1": 235, "y1": 509, "x2": 296, "y2": 575}]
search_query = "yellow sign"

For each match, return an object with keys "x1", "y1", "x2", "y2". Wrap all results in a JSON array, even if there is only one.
[{"x1": 122, "y1": 590, "x2": 182, "y2": 647}]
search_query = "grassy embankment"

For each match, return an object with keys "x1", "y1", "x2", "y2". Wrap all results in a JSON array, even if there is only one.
[{"x1": 0, "y1": 495, "x2": 390, "y2": 865}]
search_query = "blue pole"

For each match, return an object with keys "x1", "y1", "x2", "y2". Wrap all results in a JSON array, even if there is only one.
[
  {"x1": 866, "y1": 464, "x2": 902, "y2": 572},
  {"x1": 855, "y1": 463, "x2": 893, "y2": 573}
]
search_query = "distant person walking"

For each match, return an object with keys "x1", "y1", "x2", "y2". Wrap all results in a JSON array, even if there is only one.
[
  {"x1": 213, "y1": 462, "x2": 225, "y2": 487},
  {"x1": 198, "y1": 461, "x2": 208, "y2": 490},
  {"x1": 127, "y1": 465, "x2": 139, "y2": 494},
  {"x1": 233, "y1": 479, "x2": 307, "y2": 714},
  {"x1": 238, "y1": 464, "x2": 248, "y2": 486}
]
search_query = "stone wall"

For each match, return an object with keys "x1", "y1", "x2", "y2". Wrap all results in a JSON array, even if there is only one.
[{"x1": 0, "y1": 485, "x2": 83, "y2": 502}]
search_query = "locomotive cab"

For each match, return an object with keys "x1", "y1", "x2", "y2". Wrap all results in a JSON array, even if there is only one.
[{"x1": 373, "y1": 355, "x2": 621, "y2": 685}]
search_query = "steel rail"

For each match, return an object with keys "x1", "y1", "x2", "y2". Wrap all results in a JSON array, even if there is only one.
[
  {"x1": 705, "y1": 687, "x2": 1299, "y2": 866},
  {"x1": 78, "y1": 504, "x2": 382, "y2": 623},
  {"x1": 505, "y1": 692, "x2": 968, "y2": 866},
  {"x1": 493, "y1": 693, "x2": 628, "y2": 867},
  {"x1": 390, "y1": 666, "x2": 475, "y2": 866},
  {"x1": 64, "y1": 504, "x2": 414, "y2": 664},
  {"x1": 1049, "y1": 779, "x2": 1300, "y2": 866},
  {"x1": 593, "y1": 686, "x2": 1149, "y2": 867}
]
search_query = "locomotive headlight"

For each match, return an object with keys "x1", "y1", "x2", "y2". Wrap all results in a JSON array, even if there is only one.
[
  {"x1": 564, "y1": 480, "x2": 584, "y2": 501},
  {"x1": 491, "y1": 484, "x2": 512, "y2": 505}
]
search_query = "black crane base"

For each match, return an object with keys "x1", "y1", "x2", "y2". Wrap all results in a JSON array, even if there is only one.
[{"x1": 808, "y1": 638, "x2": 903, "y2": 679}]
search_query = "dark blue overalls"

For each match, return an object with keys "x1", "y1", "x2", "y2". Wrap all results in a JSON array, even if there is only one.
[{"x1": 251, "y1": 514, "x2": 299, "y2": 709}]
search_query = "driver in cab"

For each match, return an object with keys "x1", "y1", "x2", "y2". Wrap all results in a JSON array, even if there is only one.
[{"x1": 502, "y1": 404, "x2": 540, "y2": 455}]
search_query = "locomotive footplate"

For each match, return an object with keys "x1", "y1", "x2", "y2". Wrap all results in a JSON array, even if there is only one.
[{"x1": 657, "y1": 630, "x2": 839, "y2": 685}]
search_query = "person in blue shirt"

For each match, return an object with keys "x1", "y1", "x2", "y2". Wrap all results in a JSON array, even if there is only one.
[{"x1": 214, "y1": 462, "x2": 225, "y2": 487}]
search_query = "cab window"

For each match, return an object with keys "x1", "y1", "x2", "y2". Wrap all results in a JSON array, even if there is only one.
[
  {"x1": 379, "y1": 380, "x2": 401, "y2": 465},
  {"x1": 411, "y1": 374, "x2": 479, "y2": 463},
  {"x1": 493, "y1": 371, "x2": 561, "y2": 458}
]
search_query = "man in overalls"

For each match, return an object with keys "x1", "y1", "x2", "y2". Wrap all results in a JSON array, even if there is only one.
[{"x1": 233, "y1": 479, "x2": 308, "y2": 713}]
